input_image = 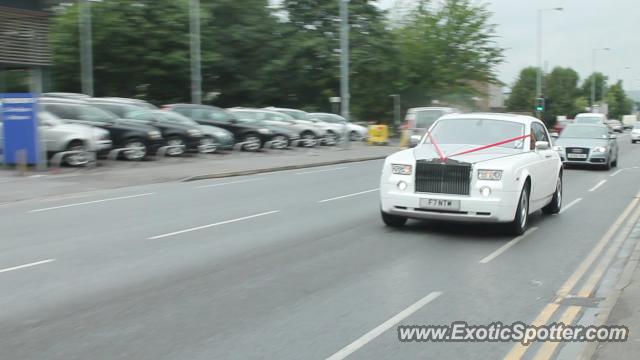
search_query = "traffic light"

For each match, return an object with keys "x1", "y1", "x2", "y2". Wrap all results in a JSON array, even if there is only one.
[{"x1": 535, "y1": 97, "x2": 545, "y2": 112}]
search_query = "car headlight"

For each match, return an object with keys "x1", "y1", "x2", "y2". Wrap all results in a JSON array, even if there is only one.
[
  {"x1": 258, "y1": 128, "x2": 272, "y2": 135},
  {"x1": 593, "y1": 146, "x2": 607, "y2": 153},
  {"x1": 478, "y1": 169, "x2": 503, "y2": 181},
  {"x1": 391, "y1": 164, "x2": 412, "y2": 175},
  {"x1": 148, "y1": 130, "x2": 162, "y2": 139},
  {"x1": 187, "y1": 129, "x2": 202, "y2": 137},
  {"x1": 553, "y1": 146, "x2": 563, "y2": 152}
]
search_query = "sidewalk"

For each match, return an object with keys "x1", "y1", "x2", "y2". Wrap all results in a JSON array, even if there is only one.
[
  {"x1": 591, "y1": 220, "x2": 640, "y2": 359},
  {"x1": 0, "y1": 143, "x2": 401, "y2": 203}
]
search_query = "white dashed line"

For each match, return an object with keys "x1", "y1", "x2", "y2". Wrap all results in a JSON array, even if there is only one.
[
  {"x1": 559, "y1": 198, "x2": 583, "y2": 214},
  {"x1": 195, "y1": 178, "x2": 266, "y2": 189},
  {"x1": 318, "y1": 188, "x2": 379, "y2": 203},
  {"x1": 295, "y1": 167, "x2": 347, "y2": 175},
  {"x1": 29, "y1": 193, "x2": 155, "y2": 213},
  {"x1": 588, "y1": 180, "x2": 607, "y2": 192},
  {"x1": 325, "y1": 291, "x2": 443, "y2": 360},
  {"x1": 0, "y1": 259, "x2": 56, "y2": 274},
  {"x1": 148, "y1": 210, "x2": 280, "y2": 240},
  {"x1": 479, "y1": 227, "x2": 539, "y2": 264}
]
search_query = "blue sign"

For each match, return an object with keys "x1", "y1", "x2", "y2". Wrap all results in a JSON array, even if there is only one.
[{"x1": 1, "y1": 93, "x2": 40, "y2": 165}]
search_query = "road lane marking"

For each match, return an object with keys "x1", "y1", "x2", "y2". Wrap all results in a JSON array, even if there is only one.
[
  {"x1": 479, "y1": 227, "x2": 538, "y2": 264},
  {"x1": 0, "y1": 259, "x2": 55, "y2": 274},
  {"x1": 610, "y1": 169, "x2": 625, "y2": 177},
  {"x1": 530, "y1": 306, "x2": 582, "y2": 360},
  {"x1": 503, "y1": 303, "x2": 560, "y2": 359},
  {"x1": 559, "y1": 198, "x2": 582, "y2": 214},
  {"x1": 148, "y1": 210, "x2": 280, "y2": 240},
  {"x1": 318, "y1": 188, "x2": 379, "y2": 203},
  {"x1": 29, "y1": 193, "x2": 155, "y2": 213},
  {"x1": 195, "y1": 178, "x2": 266, "y2": 189},
  {"x1": 576, "y1": 202, "x2": 640, "y2": 297},
  {"x1": 295, "y1": 167, "x2": 348, "y2": 175},
  {"x1": 588, "y1": 180, "x2": 607, "y2": 192},
  {"x1": 326, "y1": 291, "x2": 442, "y2": 360}
]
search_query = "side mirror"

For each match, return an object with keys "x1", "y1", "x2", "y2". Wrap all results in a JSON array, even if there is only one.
[
  {"x1": 410, "y1": 135, "x2": 422, "y2": 148},
  {"x1": 535, "y1": 141, "x2": 550, "y2": 150},
  {"x1": 549, "y1": 132, "x2": 559, "y2": 139},
  {"x1": 609, "y1": 134, "x2": 617, "y2": 140}
]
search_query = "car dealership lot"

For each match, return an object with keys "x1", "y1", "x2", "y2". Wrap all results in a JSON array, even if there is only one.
[{"x1": 0, "y1": 132, "x2": 638, "y2": 359}]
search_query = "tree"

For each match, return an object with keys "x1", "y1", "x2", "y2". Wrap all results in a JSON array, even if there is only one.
[
  {"x1": 507, "y1": 67, "x2": 537, "y2": 112},
  {"x1": 580, "y1": 73, "x2": 608, "y2": 105},
  {"x1": 544, "y1": 67, "x2": 579, "y2": 122},
  {"x1": 395, "y1": 0, "x2": 504, "y2": 109},
  {"x1": 606, "y1": 81, "x2": 633, "y2": 120}
]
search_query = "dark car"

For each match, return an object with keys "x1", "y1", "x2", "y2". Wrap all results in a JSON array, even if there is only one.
[
  {"x1": 227, "y1": 109, "x2": 301, "y2": 149},
  {"x1": 88, "y1": 98, "x2": 205, "y2": 156},
  {"x1": 127, "y1": 110, "x2": 235, "y2": 152},
  {"x1": 162, "y1": 104, "x2": 274, "y2": 151},
  {"x1": 553, "y1": 124, "x2": 619, "y2": 169},
  {"x1": 39, "y1": 97, "x2": 164, "y2": 160}
]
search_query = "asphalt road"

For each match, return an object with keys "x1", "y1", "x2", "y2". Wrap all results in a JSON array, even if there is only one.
[{"x1": 1, "y1": 133, "x2": 640, "y2": 360}]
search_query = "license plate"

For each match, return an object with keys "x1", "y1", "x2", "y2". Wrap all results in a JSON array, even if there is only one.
[
  {"x1": 419, "y1": 198, "x2": 460, "y2": 210},
  {"x1": 567, "y1": 153, "x2": 587, "y2": 159}
]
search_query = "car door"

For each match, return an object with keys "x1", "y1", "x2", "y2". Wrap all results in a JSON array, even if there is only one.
[{"x1": 531, "y1": 122, "x2": 557, "y2": 202}]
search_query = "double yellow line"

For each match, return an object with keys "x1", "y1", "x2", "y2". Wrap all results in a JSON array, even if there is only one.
[{"x1": 505, "y1": 191, "x2": 640, "y2": 360}]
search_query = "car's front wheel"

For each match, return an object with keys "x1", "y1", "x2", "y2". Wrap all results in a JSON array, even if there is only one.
[
  {"x1": 542, "y1": 174, "x2": 562, "y2": 215},
  {"x1": 123, "y1": 138, "x2": 147, "y2": 161},
  {"x1": 65, "y1": 140, "x2": 88, "y2": 166},
  {"x1": 381, "y1": 210, "x2": 407, "y2": 228},
  {"x1": 166, "y1": 136, "x2": 186, "y2": 156},
  {"x1": 271, "y1": 134, "x2": 289, "y2": 149},
  {"x1": 300, "y1": 131, "x2": 317, "y2": 147},
  {"x1": 241, "y1": 133, "x2": 262, "y2": 151},
  {"x1": 507, "y1": 184, "x2": 530, "y2": 235}
]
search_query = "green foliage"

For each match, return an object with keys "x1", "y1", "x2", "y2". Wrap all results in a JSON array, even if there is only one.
[
  {"x1": 606, "y1": 81, "x2": 633, "y2": 120},
  {"x1": 544, "y1": 67, "x2": 579, "y2": 120},
  {"x1": 507, "y1": 67, "x2": 537, "y2": 112},
  {"x1": 580, "y1": 73, "x2": 607, "y2": 104}
]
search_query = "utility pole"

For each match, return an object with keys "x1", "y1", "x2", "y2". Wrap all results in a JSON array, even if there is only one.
[
  {"x1": 339, "y1": 0, "x2": 350, "y2": 148},
  {"x1": 591, "y1": 48, "x2": 611, "y2": 111},
  {"x1": 189, "y1": 0, "x2": 202, "y2": 104},
  {"x1": 535, "y1": 7, "x2": 563, "y2": 100},
  {"x1": 390, "y1": 94, "x2": 401, "y2": 131},
  {"x1": 79, "y1": 0, "x2": 94, "y2": 96}
]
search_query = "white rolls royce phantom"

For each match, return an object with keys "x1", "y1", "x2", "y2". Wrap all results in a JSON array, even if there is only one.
[{"x1": 380, "y1": 113, "x2": 563, "y2": 235}]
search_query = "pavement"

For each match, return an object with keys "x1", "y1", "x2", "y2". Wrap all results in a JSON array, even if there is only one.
[
  {"x1": 0, "y1": 142, "x2": 400, "y2": 203},
  {"x1": 1, "y1": 133, "x2": 640, "y2": 359}
]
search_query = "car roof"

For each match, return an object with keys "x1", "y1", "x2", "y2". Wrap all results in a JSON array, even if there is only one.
[
  {"x1": 438, "y1": 112, "x2": 540, "y2": 125},
  {"x1": 408, "y1": 106, "x2": 457, "y2": 112},
  {"x1": 38, "y1": 97, "x2": 88, "y2": 105},
  {"x1": 265, "y1": 107, "x2": 307, "y2": 112},
  {"x1": 576, "y1": 113, "x2": 606, "y2": 118},
  {"x1": 41, "y1": 92, "x2": 90, "y2": 99},
  {"x1": 564, "y1": 123, "x2": 608, "y2": 128}
]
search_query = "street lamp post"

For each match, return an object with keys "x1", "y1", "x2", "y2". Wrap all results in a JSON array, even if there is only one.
[
  {"x1": 339, "y1": 0, "x2": 350, "y2": 149},
  {"x1": 79, "y1": 0, "x2": 94, "y2": 96},
  {"x1": 536, "y1": 7, "x2": 563, "y2": 98},
  {"x1": 591, "y1": 47, "x2": 611, "y2": 111},
  {"x1": 189, "y1": 0, "x2": 202, "y2": 105}
]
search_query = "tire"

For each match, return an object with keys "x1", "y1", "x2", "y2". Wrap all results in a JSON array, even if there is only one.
[
  {"x1": 123, "y1": 138, "x2": 147, "y2": 161},
  {"x1": 300, "y1": 131, "x2": 317, "y2": 147},
  {"x1": 612, "y1": 154, "x2": 618, "y2": 168},
  {"x1": 324, "y1": 131, "x2": 338, "y2": 146},
  {"x1": 241, "y1": 133, "x2": 262, "y2": 151},
  {"x1": 199, "y1": 136, "x2": 218, "y2": 153},
  {"x1": 65, "y1": 140, "x2": 88, "y2": 166},
  {"x1": 349, "y1": 130, "x2": 360, "y2": 141},
  {"x1": 604, "y1": 157, "x2": 612, "y2": 170},
  {"x1": 271, "y1": 134, "x2": 289, "y2": 149},
  {"x1": 381, "y1": 210, "x2": 407, "y2": 228},
  {"x1": 165, "y1": 136, "x2": 186, "y2": 156},
  {"x1": 507, "y1": 184, "x2": 530, "y2": 236},
  {"x1": 542, "y1": 173, "x2": 562, "y2": 215}
]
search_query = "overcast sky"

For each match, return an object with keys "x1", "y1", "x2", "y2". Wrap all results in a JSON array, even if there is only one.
[{"x1": 380, "y1": 0, "x2": 640, "y2": 91}]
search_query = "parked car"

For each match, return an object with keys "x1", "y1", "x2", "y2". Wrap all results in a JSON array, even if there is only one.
[
  {"x1": 228, "y1": 108, "x2": 318, "y2": 148},
  {"x1": 39, "y1": 97, "x2": 164, "y2": 160},
  {"x1": 307, "y1": 112, "x2": 368, "y2": 141},
  {"x1": 574, "y1": 113, "x2": 607, "y2": 125},
  {"x1": 128, "y1": 110, "x2": 234, "y2": 152},
  {"x1": 89, "y1": 98, "x2": 205, "y2": 156},
  {"x1": 379, "y1": 113, "x2": 563, "y2": 235},
  {"x1": 162, "y1": 104, "x2": 274, "y2": 151},
  {"x1": 0, "y1": 111, "x2": 112, "y2": 166},
  {"x1": 264, "y1": 107, "x2": 340, "y2": 145},
  {"x1": 402, "y1": 107, "x2": 460, "y2": 144},
  {"x1": 631, "y1": 123, "x2": 640, "y2": 144},
  {"x1": 606, "y1": 119, "x2": 624, "y2": 133},
  {"x1": 41, "y1": 92, "x2": 91, "y2": 100},
  {"x1": 553, "y1": 124, "x2": 619, "y2": 169}
]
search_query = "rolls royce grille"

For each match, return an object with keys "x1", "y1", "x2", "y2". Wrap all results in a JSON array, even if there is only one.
[{"x1": 415, "y1": 161, "x2": 471, "y2": 195}]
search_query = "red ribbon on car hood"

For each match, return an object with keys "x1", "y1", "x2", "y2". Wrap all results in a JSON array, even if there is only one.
[{"x1": 426, "y1": 134, "x2": 531, "y2": 161}]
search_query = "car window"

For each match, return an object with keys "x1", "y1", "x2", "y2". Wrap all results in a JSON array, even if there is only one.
[
  {"x1": 575, "y1": 116, "x2": 603, "y2": 124},
  {"x1": 93, "y1": 103, "x2": 126, "y2": 118},
  {"x1": 172, "y1": 107, "x2": 192, "y2": 117},
  {"x1": 129, "y1": 111, "x2": 155, "y2": 122},
  {"x1": 414, "y1": 110, "x2": 445, "y2": 128},
  {"x1": 265, "y1": 112, "x2": 292, "y2": 122},
  {"x1": 427, "y1": 118, "x2": 525, "y2": 148},
  {"x1": 531, "y1": 122, "x2": 549, "y2": 147},
  {"x1": 205, "y1": 108, "x2": 234, "y2": 122},
  {"x1": 41, "y1": 104, "x2": 79, "y2": 120},
  {"x1": 76, "y1": 105, "x2": 117, "y2": 123},
  {"x1": 560, "y1": 126, "x2": 608, "y2": 139}
]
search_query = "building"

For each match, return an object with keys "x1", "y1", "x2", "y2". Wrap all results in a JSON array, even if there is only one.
[{"x1": 0, "y1": 0, "x2": 52, "y2": 93}]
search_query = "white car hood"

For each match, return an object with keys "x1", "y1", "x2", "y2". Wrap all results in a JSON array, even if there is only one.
[
  {"x1": 54, "y1": 123, "x2": 109, "y2": 138},
  {"x1": 412, "y1": 143, "x2": 524, "y2": 164}
]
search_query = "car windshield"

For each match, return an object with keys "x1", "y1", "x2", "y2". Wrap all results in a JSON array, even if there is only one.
[
  {"x1": 575, "y1": 117, "x2": 603, "y2": 124},
  {"x1": 156, "y1": 111, "x2": 198, "y2": 126},
  {"x1": 39, "y1": 111, "x2": 64, "y2": 125},
  {"x1": 277, "y1": 109, "x2": 307, "y2": 120},
  {"x1": 559, "y1": 126, "x2": 608, "y2": 139},
  {"x1": 426, "y1": 118, "x2": 525, "y2": 148},
  {"x1": 414, "y1": 110, "x2": 446, "y2": 128},
  {"x1": 78, "y1": 105, "x2": 118, "y2": 123}
]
